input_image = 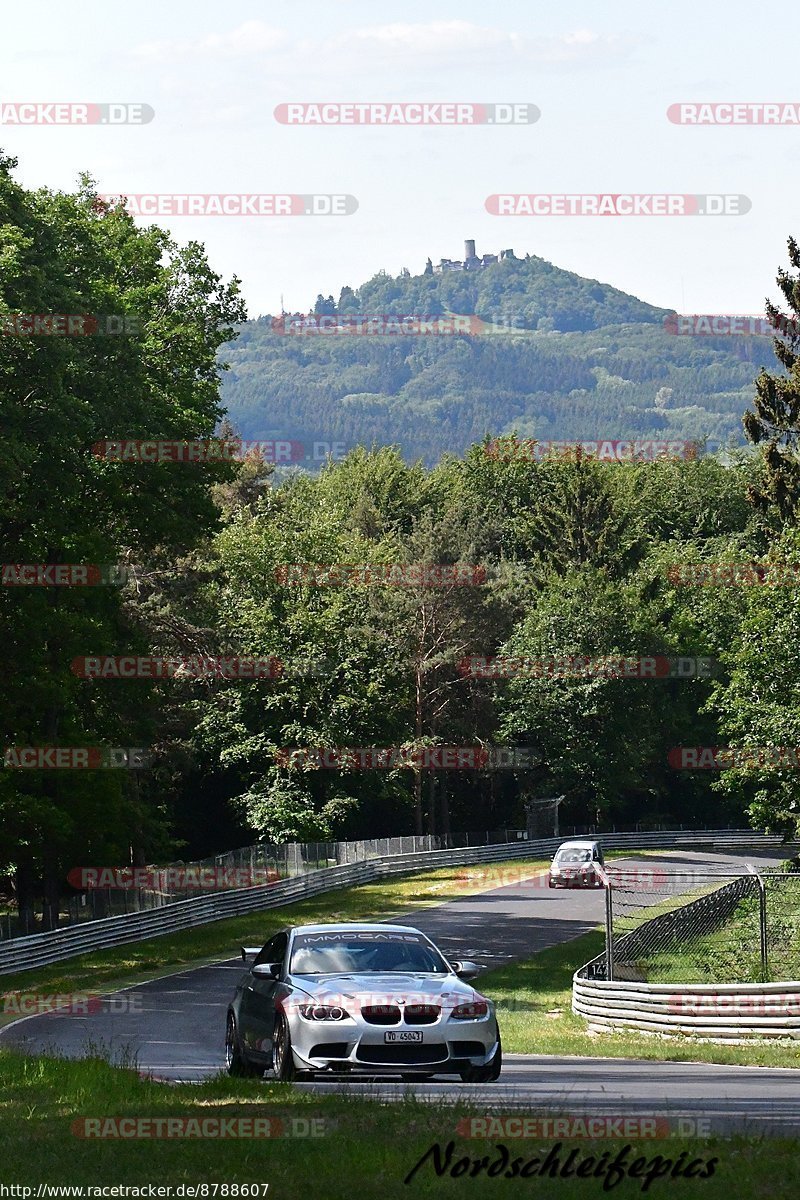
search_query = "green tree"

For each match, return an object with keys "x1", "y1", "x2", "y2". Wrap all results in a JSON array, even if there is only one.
[
  {"x1": 0, "y1": 153, "x2": 244, "y2": 923},
  {"x1": 743, "y1": 237, "x2": 800, "y2": 520},
  {"x1": 496, "y1": 568, "x2": 713, "y2": 826},
  {"x1": 709, "y1": 529, "x2": 800, "y2": 834}
]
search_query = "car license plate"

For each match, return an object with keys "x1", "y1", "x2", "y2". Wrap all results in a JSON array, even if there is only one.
[{"x1": 384, "y1": 1031, "x2": 422, "y2": 1043}]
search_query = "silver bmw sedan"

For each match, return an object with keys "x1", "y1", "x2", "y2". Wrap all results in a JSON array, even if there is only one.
[{"x1": 225, "y1": 922, "x2": 502, "y2": 1082}]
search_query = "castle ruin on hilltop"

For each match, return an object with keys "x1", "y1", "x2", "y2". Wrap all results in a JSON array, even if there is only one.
[{"x1": 427, "y1": 240, "x2": 516, "y2": 274}]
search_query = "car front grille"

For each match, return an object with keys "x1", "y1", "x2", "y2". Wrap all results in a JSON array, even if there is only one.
[
  {"x1": 356, "y1": 1044, "x2": 449, "y2": 1065},
  {"x1": 403, "y1": 1004, "x2": 440, "y2": 1025},
  {"x1": 361, "y1": 1005, "x2": 401, "y2": 1025}
]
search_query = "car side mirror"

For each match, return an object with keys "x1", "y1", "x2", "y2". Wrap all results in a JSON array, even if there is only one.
[
  {"x1": 252, "y1": 962, "x2": 282, "y2": 979},
  {"x1": 452, "y1": 960, "x2": 480, "y2": 981}
]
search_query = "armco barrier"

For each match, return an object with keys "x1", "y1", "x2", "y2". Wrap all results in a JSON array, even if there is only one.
[
  {"x1": 573, "y1": 853, "x2": 800, "y2": 1042},
  {"x1": 572, "y1": 976, "x2": 800, "y2": 1041},
  {"x1": 0, "y1": 829, "x2": 786, "y2": 976}
]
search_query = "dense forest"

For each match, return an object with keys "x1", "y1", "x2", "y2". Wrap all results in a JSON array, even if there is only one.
[
  {"x1": 221, "y1": 253, "x2": 778, "y2": 465},
  {"x1": 3, "y1": 152, "x2": 800, "y2": 928}
]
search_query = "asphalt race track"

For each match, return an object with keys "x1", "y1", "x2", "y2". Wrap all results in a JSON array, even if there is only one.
[{"x1": 2, "y1": 847, "x2": 799, "y2": 1134}]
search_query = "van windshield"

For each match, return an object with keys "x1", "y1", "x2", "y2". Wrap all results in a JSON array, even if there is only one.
[{"x1": 556, "y1": 849, "x2": 592, "y2": 864}]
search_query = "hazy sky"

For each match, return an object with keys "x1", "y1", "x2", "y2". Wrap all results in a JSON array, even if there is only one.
[{"x1": 2, "y1": 0, "x2": 797, "y2": 317}]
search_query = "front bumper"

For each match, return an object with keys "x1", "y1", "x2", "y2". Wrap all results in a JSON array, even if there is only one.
[
  {"x1": 289, "y1": 1013, "x2": 498, "y2": 1075},
  {"x1": 549, "y1": 872, "x2": 604, "y2": 888}
]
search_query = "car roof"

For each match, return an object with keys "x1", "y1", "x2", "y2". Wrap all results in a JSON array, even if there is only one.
[
  {"x1": 556, "y1": 839, "x2": 598, "y2": 849},
  {"x1": 288, "y1": 922, "x2": 423, "y2": 936}
]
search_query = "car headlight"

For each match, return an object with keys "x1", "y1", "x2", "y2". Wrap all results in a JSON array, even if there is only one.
[
  {"x1": 451, "y1": 999, "x2": 489, "y2": 1020},
  {"x1": 298, "y1": 1004, "x2": 350, "y2": 1021}
]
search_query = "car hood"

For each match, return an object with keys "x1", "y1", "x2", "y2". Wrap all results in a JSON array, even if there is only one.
[{"x1": 287, "y1": 972, "x2": 483, "y2": 1006}]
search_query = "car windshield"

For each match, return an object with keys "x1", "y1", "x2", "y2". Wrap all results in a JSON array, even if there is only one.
[
  {"x1": 556, "y1": 849, "x2": 592, "y2": 863},
  {"x1": 289, "y1": 931, "x2": 449, "y2": 975}
]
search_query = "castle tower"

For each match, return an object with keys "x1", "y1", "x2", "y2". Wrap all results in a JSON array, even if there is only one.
[{"x1": 465, "y1": 239, "x2": 477, "y2": 261}]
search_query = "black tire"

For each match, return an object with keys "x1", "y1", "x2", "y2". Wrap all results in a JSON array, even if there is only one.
[
  {"x1": 225, "y1": 1012, "x2": 260, "y2": 1077},
  {"x1": 272, "y1": 1013, "x2": 298, "y2": 1082},
  {"x1": 459, "y1": 1029, "x2": 502, "y2": 1083}
]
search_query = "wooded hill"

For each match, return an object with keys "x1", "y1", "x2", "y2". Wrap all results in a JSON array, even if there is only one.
[{"x1": 221, "y1": 253, "x2": 775, "y2": 465}]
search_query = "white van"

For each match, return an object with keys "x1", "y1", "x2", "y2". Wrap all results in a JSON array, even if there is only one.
[{"x1": 548, "y1": 839, "x2": 605, "y2": 889}]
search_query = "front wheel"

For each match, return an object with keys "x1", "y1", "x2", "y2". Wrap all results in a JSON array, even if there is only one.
[
  {"x1": 459, "y1": 1030, "x2": 502, "y2": 1083},
  {"x1": 272, "y1": 1013, "x2": 298, "y2": 1082},
  {"x1": 225, "y1": 1012, "x2": 261, "y2": 1077}
]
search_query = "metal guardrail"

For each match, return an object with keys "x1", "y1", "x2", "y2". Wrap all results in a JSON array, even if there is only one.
[
  {"x1": 572, "y1": 976, "x2": 800, "y2": 1041},
  {"x1": 574, "y1": 852, "x2": 800, "y2": 1041},
  {"x1": 0, "y1": 828, "x2": 786, "y2": 977},
  {"x1": 3, "y1": 831, "x2": 525, "y2": 939},
  {"x1": 8, "y1": 825, "x2": 769, "y2": 941}
]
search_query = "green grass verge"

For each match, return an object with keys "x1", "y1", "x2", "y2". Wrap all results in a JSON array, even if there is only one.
[
  {"x1": 0, "y1": 1050, "x2": 797, "y2": 1196},
  {"x1": 479, "y1": 930, "x2": 800, "y2": 1067},
  {"x1": 0, "y1": 846, "x2": 649, "y2": 1007},
  {"x1": 0, "y1": 857, "x2": 551, "y2": 1010},
  {"x1": 5, "y1": 848, "x2": 797, "y2": 1071}
]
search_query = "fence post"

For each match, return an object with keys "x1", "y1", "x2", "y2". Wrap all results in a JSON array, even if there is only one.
[
  {"x1": 748, "y1": 866, "x2": 769, "y2": 983},
  {"x1": 757, "y1": 874, "x2": 769, "y2": 983},
  {"x1": 604, "y1": 873, "x2": 614, "y2": 982}
]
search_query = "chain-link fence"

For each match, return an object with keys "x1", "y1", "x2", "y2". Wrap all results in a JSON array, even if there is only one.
[
  {"x1": 0, "y1": 827, "x2": 530, "y2": 940},
  {"x1": 600, "y1": 865, "x2": 800, "y2": 984}
]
